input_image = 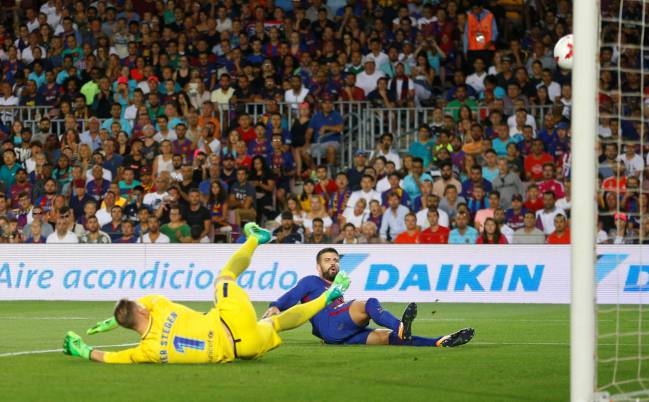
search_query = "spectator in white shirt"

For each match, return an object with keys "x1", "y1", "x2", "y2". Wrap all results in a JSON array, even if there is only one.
[
  {"x1": 380, "y1": 192, "x2": 410, "y2": 241},
  {"x1": 369, "y1": 133, "x2": 402, "y2": 170},
  {"x1": 466, "y1": 58, "x2": 488, "y2": 95},
  {"x1": 416, "y1": 194, "x2": 450, "y2": 229},
  {"x1": 535, "y1": 191, "x2": 566, "y2": 235},
  {"x1": 618, "y1": 144, "x2": 644, "y2": 177},
  {"x1": 356, "y1": 56, "x2": 385, "y2": 96},
  {"x1": 346, "y1": 175, "x2": 381, "y2": 213},
  {"x1": 140, "y1": 216, "x2": 171, "y2": 243},
  {"x1": 284, "y1": 75, "x2": 310, "y2": 110},
  {"x1": 46, "y1": 207, "x2": 79, "y2": 243}
]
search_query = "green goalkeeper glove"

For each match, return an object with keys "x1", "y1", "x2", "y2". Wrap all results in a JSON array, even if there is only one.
[
  {"x1": 86, "y1": 317, "x2": 118, "y2": 335},
  {"x1": 63, "y1": 331, "x2": 93, "y2": 360}
]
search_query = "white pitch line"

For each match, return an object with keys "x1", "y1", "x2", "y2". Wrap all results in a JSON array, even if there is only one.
[{"x1": 0, "y1": 343, "x2": 138, "y2": 358}]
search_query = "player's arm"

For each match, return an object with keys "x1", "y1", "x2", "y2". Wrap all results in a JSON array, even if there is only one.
[
  {"x1": 263, "y1": 277, "x2": 313, "y2": 318},
  {"x1": 63, "y1": 331, "x2": 151, "y2": 364}
]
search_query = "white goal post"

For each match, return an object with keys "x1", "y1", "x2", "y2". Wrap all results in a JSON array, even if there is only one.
[{"x1": 570, "y1": 0, "x2": 599, "y2": 401}]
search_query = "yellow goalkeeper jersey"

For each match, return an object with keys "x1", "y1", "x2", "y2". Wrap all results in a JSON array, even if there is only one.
[{"x1": 103, "y1": 295, "x2": 235, "y2": 364}]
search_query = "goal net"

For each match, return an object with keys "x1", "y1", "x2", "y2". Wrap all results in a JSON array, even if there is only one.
[{"x1": 595, "y1": 0, "x2": 649, "y2": 400}]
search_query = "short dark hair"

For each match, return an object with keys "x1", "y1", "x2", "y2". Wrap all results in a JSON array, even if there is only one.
[
  {"x1": 316, "y1": 247, "x2": 339, "y2": 264},
  {"x1": 114, "y1": 298, "x2": 138, "y2": 329}
]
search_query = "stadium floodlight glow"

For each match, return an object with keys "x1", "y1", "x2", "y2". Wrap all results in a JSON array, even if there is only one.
[{"x1": 570, "y1": 0, "x2": 598, "y2": 400}]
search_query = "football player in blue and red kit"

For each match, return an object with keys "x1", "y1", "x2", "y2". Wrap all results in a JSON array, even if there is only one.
[{"x1": 263, "y1": 247, "x2": 474, "y2": 347}]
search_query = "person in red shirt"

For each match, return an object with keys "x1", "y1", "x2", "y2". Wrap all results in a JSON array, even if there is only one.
[
  {"x1": 601, "y1": 161, "x2": 627, "y2": 195},
  {"x1": 523, "y1": 183, "x2": 544, "y2": 213},
  {"x1": 546, "y1": 214, "x2": 570, "y2": 244},
  {"x1": 476, "y1": 217, "x2": 508, "y2": 244},
  {"x1": 394, "y1": 213, "x2": 420, "y2": 244},
  {"x1": 524, "y1": 139, "x2": 554, "y2": 181},
  {"x1": 235, "y1": 113, "x2": 256, "y2": 145},
  {"x1": 419, "y1": 209, "x2": 450, "y2": 244},
  {"x1": 340, "y1": 73, "x2": 366, "y2": 101},
  {"x1": 314, "y1": 165, "x2": 337, "y2": 197},
  {"x1": 538, "y1": 163, "x2": 565, "y2": 198}
]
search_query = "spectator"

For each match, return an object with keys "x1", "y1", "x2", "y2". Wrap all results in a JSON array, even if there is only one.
[
  {"x1": 408, "y1": 126, "x2": 435, "y2": 169},
  {"x1": 536, "y1": 191, "x2": 566, "y2": 235},
  {"x1": 79, "y1": 215, "x2": 111, "y2": 244},
  {"x1": 474, "y1": 191, "x2": 500, "y2": 232},
  {"x1": 140, "y1": 216, "x2": 170, "y2": 244},
  {"x1": 419, "y1": 209, "x2": 450, "y2": 244},
  {"x1": 23, "y1": 219, "x2": 46, "y2": 243},
  {"x1": 228, "y1": 167, "x2": 257, "y2": 227},
  {"x1": 337, "y1": 222, "x2": 359, "y2": 244},
  {"x1": 461, "y1": 164, "x2": 493, "y2": 199},
  {"x1": 46, "y1": 207, "x2": 78, "y2": 243},
  {"x1": 538, "y1": 163, "x2": 565, "y2": 199},
  {"x1": 606, "y1": 212, "x2": 637, "y2": 244},
  {"x1": 305, "y1": 217, "x2": 331, "y2": 244},
  {"x1": 546, "y1": 214, "x2": 571, "y2": 244},
  {"x1": 272, "y1": 211, "x2": 304, "y2": 244},
  {"x1": 505, "y1": 194, "x2": 528, "y2": 231},
  {"x1": 440, "y1": 184, "x2": 466, "y2": 222},
  {"x1": 394, "y1": 213, "x2": 420, "y2": 244},
  {"x1": 161, "y1": 205, "x2": 191, "y2": 243},
  {"x1": 347, "y1": 174, "x2": 380, "y2": 214},
  {"x1": 477, "y1": 217, "x2": 508, "y2": 244},
  {"x1": 514, "y1": 211, "x2": 546, "y2": 244},
  {"x1": 449, "y1": 212, "x2": 480, "y2": 244},
  {"x1": 370, "y1": 133, "x2": 402, "y2": 170},
  {"x1": 101, "y1": 205, "x2": 123, "y2": 242},
  {"x1": 304, "y1": 195, "x2": 333, "y2": 236},
  {"x1": 380, "y1": 192, "x2": 409, "y2": 241},
  {"x1": 182, "y1": 189, "x2": 211, "y2": 241},
  {"x1": 464, "y1": 0, "x2": 498, "y2": 64},
  {"x1": 402, "y1": 157, "x2": 433, "y2": 203},
  {"x1": 524, "y1": 139, "x2": 554, "y2": 182},
  {"x1": 356, "y1": 55, "x2": 385, "y2": 96},
  {"x1": 491, "y1": 158, "x2": 524, "y2": 209},
  {"x1": 359, "y1": 221, "x2": 383, "y2": 244},
  {"x1": 494, "y1": 207, "x2": 514, "y2": 244},
  {"x1": 115, "y1": 220, "x2": 138, "y2": 244},
  {"x1": 22, "y1": 205, "x2": 52, "y2": 239},
  {"x1": 307, "y1": 95, "x2": 344, "y2": 166},
  {"x1": 433, "y1": 162, "x2": 462, "y2": 199}
]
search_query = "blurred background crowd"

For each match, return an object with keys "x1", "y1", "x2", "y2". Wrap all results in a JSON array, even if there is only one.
[{"x1": 0, "y1": 0, "x2": 644, "y2": 244}]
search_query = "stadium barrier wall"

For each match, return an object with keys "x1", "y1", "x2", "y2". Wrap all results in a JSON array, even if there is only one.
[{"x1": 0, "y1": 245, "x2": 647, "y2": 303}]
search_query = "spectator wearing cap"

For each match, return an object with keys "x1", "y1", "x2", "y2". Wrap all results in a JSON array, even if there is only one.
[
  {"x1": 272, "y1": 211, "x2": 304, "y2": 244},
  {"x1": 505, "y1": 193, "x2": 528, "y2": 230},
  {"x1": 356, "y1": 55, "x2": 386, "y2": 96},
  {"x1": 306, "y1": 95, "x2": 344, "y2": 166},
  {"x1": 546, "y1": 214, "x2": 571, "y2": 245},
  {"x1": 605, "y1": 212, "x2": 637, "y2": 245},
  {"x1": 491, "y1": 158, "x2": 524, "y2": 209}
]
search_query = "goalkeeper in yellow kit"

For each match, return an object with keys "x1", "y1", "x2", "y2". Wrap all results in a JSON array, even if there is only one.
[{"x1": 62, "y1": 223, "x2": 350, "y2": 363}]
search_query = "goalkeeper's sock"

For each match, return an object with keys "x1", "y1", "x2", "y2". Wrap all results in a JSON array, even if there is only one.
[
  {"x1": 388, "y1": 332, "x2": 442, "y2": 347},
  {"x1": 365, "y1": 298, "x2": 401, "y2": 333},
  {"x1": 219, "y1": 236, "x2": 258, "y2": 279},
  {"x1": 270, "y1": 293, "x2": 327, "y2": 332}
]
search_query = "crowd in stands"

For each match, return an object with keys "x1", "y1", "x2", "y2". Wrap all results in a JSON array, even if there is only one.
[{"x1": 0, "y1": 0, "x2": 642, "y2": 244}]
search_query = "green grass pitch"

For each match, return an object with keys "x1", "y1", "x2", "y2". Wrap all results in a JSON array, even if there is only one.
[
  {"x1": 5, "y1": 301, "x2": 648, "y2": 401},
  {"x1": 0, "y1": 301, "x2": 578, "y2": 402}
]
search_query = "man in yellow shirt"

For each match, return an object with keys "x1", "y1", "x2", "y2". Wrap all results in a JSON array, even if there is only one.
[{"x1": 62, "y1": 223, "x2": 350, "y2": 364}]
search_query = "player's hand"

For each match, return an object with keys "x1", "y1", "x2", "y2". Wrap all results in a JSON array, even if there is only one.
[
  {"x1": 63, "y1": 331, "x2": 93, "y2": 360},
  {"x1": 87, "y1": 317, "x2": 118, "y2": 335},
  {"x1": 262, "y1": 306, "x2": 280, "y2": 319}
]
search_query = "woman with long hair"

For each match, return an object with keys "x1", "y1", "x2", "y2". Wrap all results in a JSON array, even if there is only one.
[
  {"x1": 207, "y1": 180, "x2": 232, "y2": 242},
  {"x1": 115, "y1": 131, "x2": 131, "y2": 156},
  {"x1": 290, "y1": 102, "x2": 312, "y2": 177},
  {"x1": 273, "y1": 195, "x2": 306, "y2": 229},
  {"x1": 249, "y1": 156, "x2": 276, "y2": 223},
  {"x1": 52, "y1": 154, "x2": 73, "y2": 196},
  {"x1": 476, "y1": 217, "x2": 508, "y2": 244}
]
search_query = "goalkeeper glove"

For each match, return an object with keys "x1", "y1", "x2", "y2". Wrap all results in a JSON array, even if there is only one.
[
  {"x1": 63, "y1": 331, "x2": 93, "y2": 360},
  {"x1": 87, "y1": 317, "x2": 118, "y2": 335}
]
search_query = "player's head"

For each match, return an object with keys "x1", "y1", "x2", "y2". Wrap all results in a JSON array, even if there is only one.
[
  {"x1": 114, "y1": 298, "x2": 149, "y2": 330},
  {"x1": 316, "y1": 247, "x2": 340, "y2": 281}
]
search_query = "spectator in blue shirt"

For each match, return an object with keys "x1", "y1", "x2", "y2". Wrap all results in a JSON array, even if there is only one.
[
  {"x1": 448, "y1": 212, "x2": 479, "y2": 244},
  {"x1": 402, "y1": 157, "x2": 433, "y2": 204},
  {"x1": 306, "y1": 95, "x2": 344, "y2": 166},
  {"x1": 408, "y1": 125, "x2": 435, "y2": 168}
]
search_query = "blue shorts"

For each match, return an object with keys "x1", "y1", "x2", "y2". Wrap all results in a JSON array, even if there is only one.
[{"x1": 316, "y1": 301, "x2": 373, "y2": 345}]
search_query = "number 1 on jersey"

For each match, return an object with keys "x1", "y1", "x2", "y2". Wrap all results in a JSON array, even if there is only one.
[{"x1": 172, "y1": 336, "x2": 206, "y2": 353}]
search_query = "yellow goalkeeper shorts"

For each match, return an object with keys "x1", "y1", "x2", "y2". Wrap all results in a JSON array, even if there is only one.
[{"x1": 214, "y1": 280, "x2": 282, "y2": 359}]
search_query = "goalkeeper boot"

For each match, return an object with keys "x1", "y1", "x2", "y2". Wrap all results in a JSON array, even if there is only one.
[
  {"x1": 244, "y1": 222, "x2": 271, "y2": 244},
  {"x1": 63, "y1": 331, "x2": 93, "y2": 359},
  {"x1": 436, "y1": 327, "x2": 475, "y2": 348},
  {"x1": 398, "y1": 302, "x2": 417, "y2": 341},
  {"x1": 324, "y1": 271, "x2": 351, "y2": 305}
]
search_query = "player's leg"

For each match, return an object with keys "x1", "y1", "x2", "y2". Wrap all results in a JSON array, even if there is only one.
[
  {"x1": 216, "y1": 223, "x2": 270, "y2": 282},
  {"x1": 348, "y1": 299, "x2": 417, "y2": 340},
  {"x1": 379, "y1": 327, "x2": 475, "y2": 347}
]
